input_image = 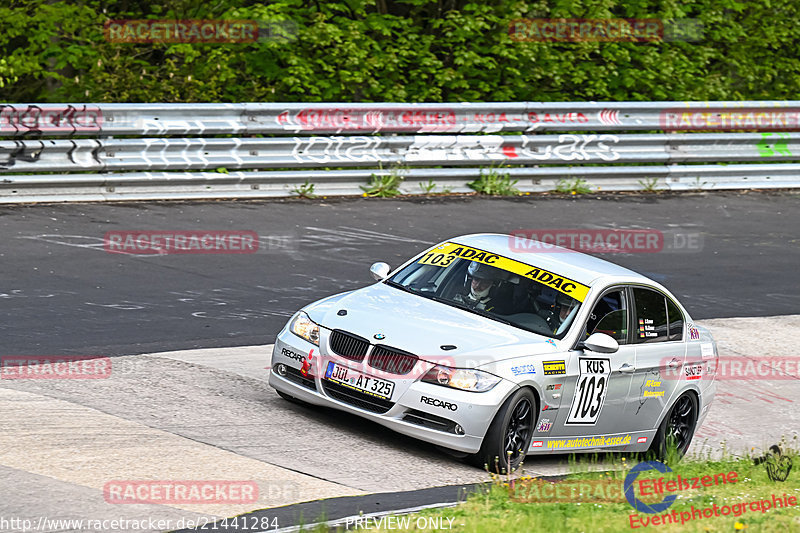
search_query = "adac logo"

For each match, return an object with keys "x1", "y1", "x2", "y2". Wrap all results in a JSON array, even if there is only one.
[
  {"x1": 373, "y1": 333, "x2": 385, "y2": 340},
  {"x1": 624, "y1": 460, "x2": 677, "y2": 514}
]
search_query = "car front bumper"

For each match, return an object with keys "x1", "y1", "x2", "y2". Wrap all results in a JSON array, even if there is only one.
[{"x1": 268, "y1": 327, "x2": 518, "y2": 454}]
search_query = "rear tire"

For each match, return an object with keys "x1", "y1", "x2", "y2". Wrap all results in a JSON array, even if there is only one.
[
  {"x1": 471, "y1": 388, "x2": 537, "y2": 474},
  {"x1": 649, "y1": 392, "x2": 698, "y2": 461}
]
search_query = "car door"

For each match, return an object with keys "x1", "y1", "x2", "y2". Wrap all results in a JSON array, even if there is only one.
[
  {"x1": 551, "y1": 287, "x2": 636, "y2": 438},
  {"x1": 622, "y1": 286, "x2": 687, "y2": 431}
]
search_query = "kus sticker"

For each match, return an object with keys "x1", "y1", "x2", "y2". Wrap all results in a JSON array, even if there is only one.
[
  {"x1": 543, "y1": 360, "x2": 566, "y2": 375},
  {"x1": 536, "y1": 418, "x2": 553, "y2": 433}
]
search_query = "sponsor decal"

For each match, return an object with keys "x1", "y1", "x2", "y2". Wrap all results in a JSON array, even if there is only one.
[
  {"x1": 566, "y1": 358, "x2": 610, "y2": 425},
  {"x1": 546, "y1": 434, "x2": 632, "y2": 449},
  {"x1": 684, "y1": 362, "x2": 703, "y2": 381},
  {"x1": 511, "y1": 363, "x2": 537, "y2": 376},
  {"x1": 546, "y1": 339, "x2": 557, "y2": 347},
  {"x1": 543, "y1": 360, "x2": 567, "y2": 375},
  {"x1": 536, "y1": 418, "x2": 552, "y2": 433},
  {"x1": 532, "y1": 441, "x2": 544, "y2": 448},
  {"x1": 280, "y1": 347, "x2": 305, "y2": 362},
  {"x1": 637, "y1": 437, "x2": 648, "y2": 444},
  {"x1": 689, "y1": 326, "x2": 700, "y2": 340},
  {"x1": 643, "y1": 378, "x2": 664, "y2": 398},
  {"x1": 419, "y1": 395, "x2": 458, "y2": 411},
  {"x1": 638, "y1": 318, "x2": 658, "y2": 339},
  {"x1": 754, "y1": 445, "x2": 793, "y2": 482},
  {"x1": 546, "y1": 383, "x2": 563, "y2": 391},
  {"x1": 435, "y1": 242, "x2": 590, "y2": 301},
  {"x1": 700, "y1": 343, "x2": 714, "y2": 357}
]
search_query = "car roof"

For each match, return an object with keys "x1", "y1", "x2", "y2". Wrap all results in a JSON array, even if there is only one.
[{"x1": 448, "y1": 233, "x2": 651, "y2": 287}]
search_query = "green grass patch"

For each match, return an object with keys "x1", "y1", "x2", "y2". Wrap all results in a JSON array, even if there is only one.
[{"x1": 352, "y1": 444, "x2": 800, "y2": 533}]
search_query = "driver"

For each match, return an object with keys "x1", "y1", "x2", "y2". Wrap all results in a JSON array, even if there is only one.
[
  {"x1": 454, "y1": 261, "x2": 507, "y2": 311},
  {"x1": 552, "y1": 292, "x2": 579, "y2": 331}
]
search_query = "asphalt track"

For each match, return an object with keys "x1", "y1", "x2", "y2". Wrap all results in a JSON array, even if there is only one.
[
  {"x1": 1, "y1": 192, "x2": 799, "y2": 531},
  {"x1": 2, "y1": 191, "x2": 799, "y2": 356}
]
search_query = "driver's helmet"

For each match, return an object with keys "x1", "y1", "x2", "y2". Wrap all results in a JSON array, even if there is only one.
[{"x1": 466, "y1": 262, "x2": 508, "y2": 300}]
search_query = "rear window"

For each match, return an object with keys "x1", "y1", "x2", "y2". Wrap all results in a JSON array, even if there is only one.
[{"x1": 633, "y1": 288, "x2": 669, "y2": 343}]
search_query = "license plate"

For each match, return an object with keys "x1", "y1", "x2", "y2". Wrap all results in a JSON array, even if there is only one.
[{"x1": 325, "y1": 361, "x2": 394, "y2": 401}]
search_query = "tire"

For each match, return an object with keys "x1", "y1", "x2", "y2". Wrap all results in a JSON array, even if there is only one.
[
  {"x1": 649, "y1": 392, "x2": 698, "y2": 461},
  {"x1": 471, "y1": 388, "x2": 537, "y2": 474}
]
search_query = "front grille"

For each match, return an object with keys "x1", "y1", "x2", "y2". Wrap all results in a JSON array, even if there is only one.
[
  {"x1": 402, "y1": 409, "x2": 459, "y2": 433},
  {"x1": 282, "y1": 366, "x2": 317, "y2": 391},
  {"x1": 321, "y1": 380, "x2": 394, "y2": 414},
  {"x1": 369, "y1": 345, "x2": 418, "y2": 375},
  {"x1": 329, "y1": 330, "x2": 370, "y2": 362}
]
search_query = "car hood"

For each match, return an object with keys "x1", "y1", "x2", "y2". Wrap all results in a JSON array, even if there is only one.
[{"x1": 305, "y1": 282, "x2": 562, "y2": 367}]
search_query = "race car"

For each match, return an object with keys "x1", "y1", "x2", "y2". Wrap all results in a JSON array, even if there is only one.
[{"x1": 269, "y1": 233, "x2": 717, "y2": 472}]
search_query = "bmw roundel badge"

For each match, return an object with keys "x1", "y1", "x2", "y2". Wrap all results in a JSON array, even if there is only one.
[{"x1": 374, "y1": 333, "x2": 385, "y2": 340}]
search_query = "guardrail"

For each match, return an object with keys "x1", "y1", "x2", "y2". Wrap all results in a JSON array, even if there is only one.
[{"x1": 1, "y1": 101, "x2": 799, "y2": 202}]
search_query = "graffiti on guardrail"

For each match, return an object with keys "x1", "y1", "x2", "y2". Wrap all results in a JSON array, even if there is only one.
[
  {"x1": 757, "y1": 133, "x2": 793, "y2": 157},
  {"x1": 0, "y1": 105, "x2": 103, "y2": 135}
]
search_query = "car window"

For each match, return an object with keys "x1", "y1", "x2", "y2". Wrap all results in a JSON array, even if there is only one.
[
  {"x1": 585, "y1": 289, "x2": 628, "y2": 343},
  {"x1": 633, "y1": 288, "x2": 669, "y2": 344},
  {"x1": 386, "y1": 243, "x2": 586, "y2": 339},
  {"x1": 666, "y1": 297, "x2": 684, "y2": 341}
]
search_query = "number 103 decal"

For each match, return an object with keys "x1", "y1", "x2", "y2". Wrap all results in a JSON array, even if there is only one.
[{"x1": 566, "y1": 358, "x2": 611, "y2": 425}]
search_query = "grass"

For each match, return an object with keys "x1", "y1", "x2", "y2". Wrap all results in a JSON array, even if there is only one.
[
  {"x1": 468, "y1": 165, "x2": 521, "y2": 196},
  {"x1": 555, "y1": 178, "x2": 593, "y2": 195},
  {"x1": 363, "y1": 163, "x2": 406, "y2": 197},
  {"x1": 290, "y1": 179, "x2": 317, "y2": 199},
  {"x1": 340, "y1": 441, "x2": 800, "y2": 533}
]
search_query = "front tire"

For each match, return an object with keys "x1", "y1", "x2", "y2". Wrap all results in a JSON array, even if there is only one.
[
  {"x1": 472, "y1": 388, "x2": 537, "y2": 473},
  {"x1": 649, "y1": 392, "x2": 698, "y2": 461}
]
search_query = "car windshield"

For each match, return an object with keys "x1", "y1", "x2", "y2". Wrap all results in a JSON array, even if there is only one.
[{"x1": 386, "y1": 243, "x2": 585, "y2": 339}]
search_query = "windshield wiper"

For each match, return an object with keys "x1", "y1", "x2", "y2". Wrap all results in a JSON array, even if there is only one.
[{"x1": 384, "y1": 279, "x2": 433, "y2": 299}]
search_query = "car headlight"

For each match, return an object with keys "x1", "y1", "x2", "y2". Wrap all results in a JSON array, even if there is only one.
[
  {"x1": 289, "y1": 311, "x2": 320, "y2": 346},
  {"x1": 421, "y1": 365, "x2": 501, "y2": 392}
]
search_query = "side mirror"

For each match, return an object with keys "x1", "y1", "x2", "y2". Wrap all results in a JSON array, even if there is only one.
[
  {"x1": 369, "y1": 262, "x2": 391, "y2": 281},
  {"x1": 583, "y1": 332, "x2": 619, "y2": 354}
]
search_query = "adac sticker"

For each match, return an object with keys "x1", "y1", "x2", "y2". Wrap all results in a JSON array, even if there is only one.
[{"x1": 436, "y1": 242, "x2": 590, "y2": 302}]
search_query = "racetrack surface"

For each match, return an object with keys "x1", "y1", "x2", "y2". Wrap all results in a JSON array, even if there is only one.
[
  {"x1": 0, "y1": 192, "x2": 798, "y2": 530},
  {"x1": 2, "y1": 192, "x2": 799, "y2": 357}
]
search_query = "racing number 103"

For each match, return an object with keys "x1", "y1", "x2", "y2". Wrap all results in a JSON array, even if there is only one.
[
  {"x1": 418, "y1": 253, "x2": 456, "y2": 267},
  {"x1": 566, "y1": 358, "x2": 611, "y2": 425}
]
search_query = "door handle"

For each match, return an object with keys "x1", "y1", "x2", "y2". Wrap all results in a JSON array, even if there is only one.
[
  {"x1": 668, "y1": 358, "x2": 681, "y2": 368},
  {"x1": 619, "y1": 363, "x2": 635, "y2": 373}
]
